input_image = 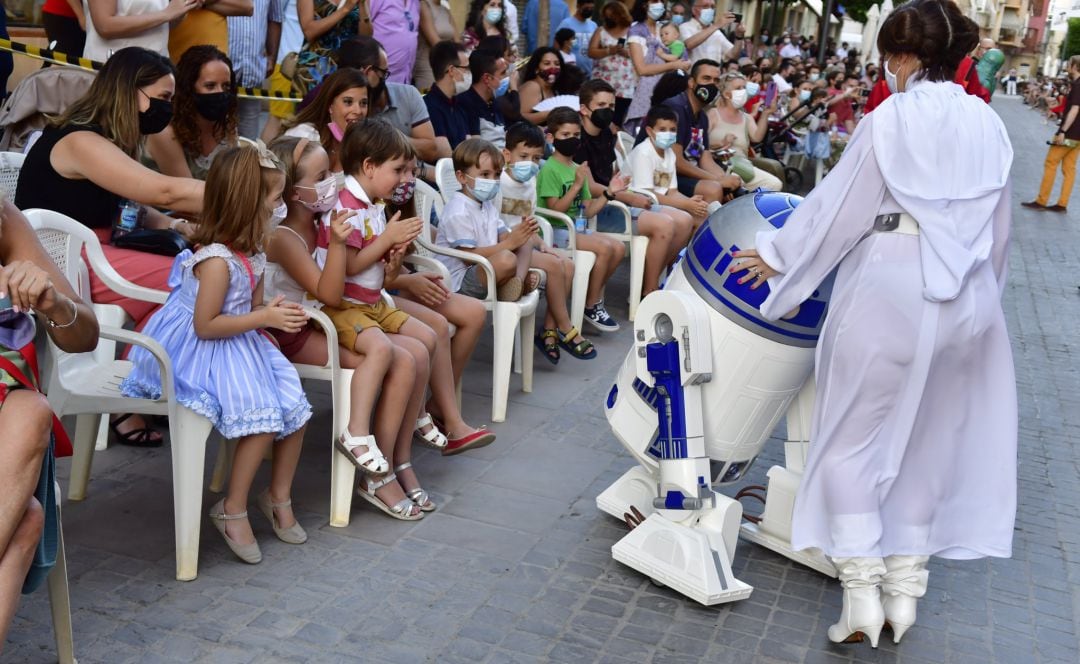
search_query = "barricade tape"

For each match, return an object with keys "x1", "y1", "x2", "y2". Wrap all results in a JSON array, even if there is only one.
[{"x1": 0, "y1": 38, "x2": 302, "y2": 102}]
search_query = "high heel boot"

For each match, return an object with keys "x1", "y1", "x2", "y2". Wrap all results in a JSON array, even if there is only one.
[
  {"x1": 827, "y1": 557, "x2": 886, "y2": 647},
  {"x1": 880, "y1": 555, "x2": 929, "y2": 643}
]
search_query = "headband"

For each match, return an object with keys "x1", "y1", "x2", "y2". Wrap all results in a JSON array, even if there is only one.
[{"x1": 292, "y1": 137, "x2": 310, "y2": 167}]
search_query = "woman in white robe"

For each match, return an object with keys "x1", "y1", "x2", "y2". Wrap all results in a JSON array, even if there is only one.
[{"x1": 733, "y1": 0, "x2": 1017, "y2": 649}]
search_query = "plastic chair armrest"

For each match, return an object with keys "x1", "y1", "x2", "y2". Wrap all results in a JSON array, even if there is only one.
[
  {"x1": 402, "y1": 253, "x2": 452, "y2": 282},
  {"x1": 97, "y1": 325, "x2": 175, "y2": 402},
  {"x1": 535, "y1": 207, "x2": 577, "y2": 251},
  {"x1": 82, "y1": 239, "x2": 169, "y2": 305},
  {"x1": 304, "y1": 307, "x2": 340, "y2": 372},
  {"x1": 415, "y1": 237, "x2": 497, "y2": 306}
]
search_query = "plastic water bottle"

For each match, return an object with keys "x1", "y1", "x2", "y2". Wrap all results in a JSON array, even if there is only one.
[
  {"x1": 575, "y1": 203, "x2": 587, "y2": 234},
  {"x1": 113, "y1": 200, "x2": 140, "y2": 239}
]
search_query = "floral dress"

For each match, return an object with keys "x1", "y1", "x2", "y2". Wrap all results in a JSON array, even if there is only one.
[
  {"x1": 292, "y1": 0, "x2": 361, "y2": 97},
  {"x1": 592, "y1": 29, "x2": 635, "y2": 99},
  {"x1": 120, "y1": 245, "x2": 312, "y2": 440}
]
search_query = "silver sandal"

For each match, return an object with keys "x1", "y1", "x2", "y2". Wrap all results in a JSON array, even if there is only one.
[
  {"x1": 395, "y1": 462, "x2": 436, "y2": 512},
  {"x1": 356, "y1": 473, "x2": 424, "y2": 521}
]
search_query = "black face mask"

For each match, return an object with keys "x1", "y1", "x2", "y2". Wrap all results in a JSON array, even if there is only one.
[
  {"x1": 139, "y1": 96, "x2": 173, "y2": 135},
  {"x1": 693, "y1": 83, "x2": 720, "y2": 106},
  {"x1": 581, "y1": 7, "x2": 594, "y2": 19},
  {"x1": 589, "y1": 107, "x2": 614, "y2": 128},
  {"x1": 194, "y1": 91, "x2": 232, "y2": 122},
  {"x1": 552, "y1": 136, "x2": 581, "y2": 156}
]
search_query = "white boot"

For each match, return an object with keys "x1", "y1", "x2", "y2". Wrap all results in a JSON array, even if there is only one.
[
  {"x1": 827, "y1": 557, "x2": 886, "y2": 647},
  {"x1": 880, "y1": 555, "x2": 929, "y2": 643}
]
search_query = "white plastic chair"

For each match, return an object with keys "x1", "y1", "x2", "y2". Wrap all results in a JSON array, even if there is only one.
[
  {"x1": 610, "y1": 135, "x2": 656, "y2": 318},
  {"x1": 424, "y1": 163, "x2": 538, "y2": 423},
  {"x1": 26, "y1": 208, "x2": 215, "y2": 582},
  {"x1": 47, "y1": 483, "x2": 75, "y2": 663},
  {"x1": 532, "y1": 207, "x2": 596, "y2": 332},
  {"x1": 0, "y1": 150, "x2": 25, "y2": 199}
]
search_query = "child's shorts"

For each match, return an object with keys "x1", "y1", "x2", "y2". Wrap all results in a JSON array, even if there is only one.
[
  {"x1": 458, "y1": 264, "x2": 488, "y2": 299},
  {"x1": 596, "y1": 204, "x2": 639, "y2": 234},
  {"x1": 322, "y1": 299, "x2": 410, "y2": 350}
]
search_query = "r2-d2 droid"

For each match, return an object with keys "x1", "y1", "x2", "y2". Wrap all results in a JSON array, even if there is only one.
[{"x1": 597, "y1": 192, "x2": 835, "y2": 606}]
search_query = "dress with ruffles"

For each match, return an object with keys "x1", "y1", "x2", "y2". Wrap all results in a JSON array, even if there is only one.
[{"x1": 120, "y1": 244, "x2": 311, "y2": 440}]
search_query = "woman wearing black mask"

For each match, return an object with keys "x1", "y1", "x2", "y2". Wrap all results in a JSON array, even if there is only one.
[
  {"x1": 146, "y1": 45, "x2": 239, "y2": 180},
  {"x1": 15, "y1": 46, "x2": 204, "y2": 447}
]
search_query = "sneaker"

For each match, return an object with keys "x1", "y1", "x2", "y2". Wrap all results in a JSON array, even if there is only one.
[
  {"x1": 584, "y1": 301, "x2": 620, "y2": 332},
  {"x1": 1047, "y1": 204, "x2": 1068, "y2": 213},
  {"x1": 1021, "y1": 201, "x2": 1047, "y2": 210}
]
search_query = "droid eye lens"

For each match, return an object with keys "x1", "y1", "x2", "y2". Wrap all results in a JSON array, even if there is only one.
[{"x1": 654, "y1": 314, "x2": 674, "y2": 342}]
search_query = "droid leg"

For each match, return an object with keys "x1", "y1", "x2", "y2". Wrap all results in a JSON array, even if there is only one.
[{"x1": 738, "y1": 379, "x2": 836, "y2": 577}]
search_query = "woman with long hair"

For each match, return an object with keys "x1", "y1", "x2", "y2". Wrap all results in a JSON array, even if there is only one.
[
  {"x1": 146, "y1": 45, "x2": 238, "y2": 180},
  {"x1": 588, "y1": 0, "x2": 634, "y2": 127},
  {"x1": 734, "y1": 0, "x2": 1016, "y2": 647},
  {"x1": 624, "y1": 0, "x2": 690, "y2": 132},
  {"x1": 517, "y1": 47, "x2": 567, "y2": 126},
  {"x1": 462, "y1": 0, "x2": 508, "y2": 53},
  {"x1": 14, "y1": 46, "x2": 204, "y2": 446},
  {"x1": 283, "y1": 67, "x2": 369, "y2": 189}
]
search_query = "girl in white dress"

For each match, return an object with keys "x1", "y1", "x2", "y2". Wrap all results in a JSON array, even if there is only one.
[{"x1": 733, "y1": 0, "x2": 1017, "y2": 648}]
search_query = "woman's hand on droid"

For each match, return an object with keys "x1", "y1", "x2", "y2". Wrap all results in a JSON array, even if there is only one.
[{"x1": 730, "y1": 248, "x2": 779, "y2": 290}]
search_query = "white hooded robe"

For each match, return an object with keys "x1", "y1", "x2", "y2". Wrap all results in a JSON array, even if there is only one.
[{"x1": 755, "y1": 79, "x2": 1018, "y2": 559}]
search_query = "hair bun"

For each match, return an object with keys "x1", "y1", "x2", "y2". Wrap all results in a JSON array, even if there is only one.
[{"x1": 877, "y1": 0, "x2": 980, "y2": 82}]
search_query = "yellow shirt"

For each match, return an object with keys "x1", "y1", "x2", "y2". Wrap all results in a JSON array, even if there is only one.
[{"x1": 168, "y1": 10, "x2": 228, "y2": 62}]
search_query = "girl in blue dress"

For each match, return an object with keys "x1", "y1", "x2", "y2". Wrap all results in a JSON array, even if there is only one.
[{"x1": 122, "y1": 145, "x2": 312, "y2": 565}]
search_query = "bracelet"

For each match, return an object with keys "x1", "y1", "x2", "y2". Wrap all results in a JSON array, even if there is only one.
[
  {"x1": 169, "y1": 217, "x2": 183, "y2": 231},
  {"x1": 43, "y1": 297, "x2": 78, "y2": 329},
  {"x1": 602, "y1": 190, "x2": 614, "y2": 201}
]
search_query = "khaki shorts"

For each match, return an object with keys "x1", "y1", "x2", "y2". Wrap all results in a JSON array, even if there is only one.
[{"x1": 322, "y1": 299, "x2": 409, "y2": 350}]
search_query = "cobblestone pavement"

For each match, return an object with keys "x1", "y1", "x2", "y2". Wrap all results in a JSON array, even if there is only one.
[{"x1": 6, "y1": 97, "x2": 1080, "y2": 664}]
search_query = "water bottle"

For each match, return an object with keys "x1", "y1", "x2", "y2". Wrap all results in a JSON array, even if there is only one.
[
  {"x1": 574, "y1": 203, "x2": 587, "y2": 234},
  {"x1": 114, "y1": 200, "x2": 140, "y2": 239}
]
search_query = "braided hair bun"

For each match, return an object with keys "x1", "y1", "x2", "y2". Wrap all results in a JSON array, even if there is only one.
[{"x1": 876, "y1": 0, "x2": 980, "y2": 82}]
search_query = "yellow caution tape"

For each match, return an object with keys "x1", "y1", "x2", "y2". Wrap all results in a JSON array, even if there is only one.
[{"x1": 0, "y1": 38, "x2": 302, "y2": 102}]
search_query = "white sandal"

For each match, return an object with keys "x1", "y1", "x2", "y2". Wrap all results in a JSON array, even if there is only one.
[
  {"x1": 395, "y1": 462, "x2": 436, "y2": 512},
  {"x1": 356, "y1": 473, "x2": 424, "y2": 521},
  {"x1": 334, "y1": 431, "x2": 389, "y2": 477},
  {"x1": 412, "y1": 413, "x2": 448, "y2": 450}
]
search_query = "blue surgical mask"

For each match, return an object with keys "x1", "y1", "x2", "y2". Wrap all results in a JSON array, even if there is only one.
[
  {"x1": 672, "y1": 14, "x2": 685, "y2": 26},
  {"x1": 647, "y1": 3, "x2": 665, "y2": 20},
  {"x1": 652, "y1": 131, "x2": 677, "y2": 150},
  {"x1": 495, "y1": 76, "x2": 510, "y2": 97},
  {"x1": 799, "y1": 90, "x2": 811, "y2": 102},
  {"x1": 485, "y1": 7, "x2": 503, "y2": 24},
  {"x1": 509, "y1": 161, "x2": 539, "y2": 183},
  {"x1": 466, "y1": 174, "x2": 500, "y2": 202},
  {"x1": 700, "y1": 8, "x2": 715, "y2": 26},
  {"x1": 745, "y1": 81, "x2": 760, "y2": 97}
]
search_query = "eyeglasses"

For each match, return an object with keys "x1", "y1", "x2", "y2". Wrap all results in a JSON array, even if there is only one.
[{"x1": 368, "y1": 65, "x2": 389, "y2": 81}]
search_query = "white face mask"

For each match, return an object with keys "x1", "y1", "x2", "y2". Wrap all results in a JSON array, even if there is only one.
[
  {"x1": 270, "y1": 201, "x2": 288, "y2": 227},
  {"x1": 884, "y1": 57, "x2": 900, "y2": 94},
  {"x1": 729, "y1": 89, "x2": 748, "y2": 109},
  {"x1": 454, "y1": 71, "x2": 473, "y2": 95}
]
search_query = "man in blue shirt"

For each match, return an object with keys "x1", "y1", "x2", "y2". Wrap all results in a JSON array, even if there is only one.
[
  {"x1": 456, "y1": 49, "x2": 509, "y2": 149},
  {"x1": 556, "y1": 0, "x2": 597, "y2": 77},
  {"x1": 423, "y1": 41, "x2": 471, "y2": 148},
  {"x1": 523, "y1": 0, "x2": 571, "y2": 54}
]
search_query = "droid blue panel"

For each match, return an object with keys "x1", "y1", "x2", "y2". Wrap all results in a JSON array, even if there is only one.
[{"x1": 681, "y1": 192, "x2": 832, "y2": 348}]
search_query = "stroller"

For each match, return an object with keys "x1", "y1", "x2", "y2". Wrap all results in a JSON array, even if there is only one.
[{"x1": 0, "y1": 66, "x2": 96, "y2": 153}]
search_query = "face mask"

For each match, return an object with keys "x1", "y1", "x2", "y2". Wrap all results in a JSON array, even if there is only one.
[
  {"x1": 783, "y1": 38, "x2": 791, "y2": 45},
  {"x1": 193, "y1": 91, "x2": 232, "y2": 122},
  {"x1": 730, "y1": 89, "x2": 748, "y2": 109},
  {"x1": 466, "y1": 174, "x2": 500, "y2": 202},
  {"x1": 647, "y1": 3, "x2": 665, "y2": 20},
  {"x1": 542, "y1": 67, "x2": 561, "y2": 84},
  {"x1": 809, "y1": 73, "x2": 820, "y2": 82},
  {"x1": 799, "y1": 90, "x2": 811, "y2": 102},
  {"x1": 327, "y1": 121, "x2": 346, "y2": 142},
  {"x1": 454, "y1": 71, "x2": 473, "y2": 95},
  {"x1": 699, "y1": 8, "x2": 715, "y2": 26},
  {"x1": 552, "y1": 136, "x2": 581, "y2": 156},
  {"x1": 270, "y1": 201, "x2": 288, "y2": 227},
  {"x1": 581, "y1": 7, "x2": 593, "y2": 19},
  {"x1": 589, "y1": 107, "x2": 614, "y2": 127},
  {"x1": 694, "y1": 83, "x2": 720, "y2": 106},
  {"x1": 672, "y1": 14, "x2": 684, "y2": 25},
  {"x1": 485, "y1": 7, "x2": 502, "y2": 23},
  {"x1": 745, "y1": 81, "x2": 760, "y2": 97},
  {"x1": 138, "y1": 94, "x2": 173, "y2": 135},
  {"x1": 390, "y1": 179, "x2": 415, "y2": 205},
  {"x1": 297, "y1": 175, "x2": 338, "y2": 213},
  {"x1": 510, "y1": 161, "x2": 539, "y2": 182},
  {"x1": 495, "y1": 76, "x2": 510, "y2": 97},
  {"x1": 652, "y1": 131, "x2": 677, "y2": 150},
  {"x1": 884, "y1": 58, "x2": 899, "y2": 94}
]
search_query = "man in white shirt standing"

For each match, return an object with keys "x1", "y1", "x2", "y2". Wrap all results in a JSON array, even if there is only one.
[
  {"x1": 679, "y1": 0, "x2": 740, "y2": 64},
  {"x1": 835, "y1": 41, "x2": 849, "y2": 59},
  {"x1": 771, "y1": 58, "x2": 794, "y2": 94},
  {"x1": 779, "y1": 35, "x2": 801, "y2": 59}
]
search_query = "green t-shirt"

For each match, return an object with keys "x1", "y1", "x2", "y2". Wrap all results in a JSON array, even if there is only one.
[{"x1": 536, "y1": 157, "x2": 591, "y2": 216}]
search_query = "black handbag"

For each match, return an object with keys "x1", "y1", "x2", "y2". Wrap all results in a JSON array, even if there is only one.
[{"x1": 111, "y1": 228, "x2": 191, "y2": 257}]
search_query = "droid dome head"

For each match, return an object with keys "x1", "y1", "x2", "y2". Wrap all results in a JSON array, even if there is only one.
[{"x1": 681, "y1": 192, "x2": 832, "y2": 348}]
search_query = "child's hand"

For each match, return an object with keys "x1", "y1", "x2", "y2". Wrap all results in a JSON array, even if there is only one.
[
  {"x1": 573, "y1": 162, "x2": 589, "y2": 189},
  {"x1": 406, "y1": 272, "x2": 450, "y2": 307},
  {"x1": 609, "y1": 172, "x2": 629, "y2": 195},
  {"x1": 385, "y1": 212, "x2": 423, "y2": 245},
  {"x1": 687, "y1": 195, "x2": 710, "y2": 219},
  {"x1": 509, "y1": 217, "x2": 538, "y2": 248},
  {"x1": 328, "y1": 209, "x2": 356, "y2": 244},
  {"x1": 262, "y1": 294, "x2": 308, "y2": 332}
]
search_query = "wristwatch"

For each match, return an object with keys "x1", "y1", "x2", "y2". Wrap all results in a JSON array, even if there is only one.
[{"x1": 602, "y1": 190, "x2": 614, "y2": 201}]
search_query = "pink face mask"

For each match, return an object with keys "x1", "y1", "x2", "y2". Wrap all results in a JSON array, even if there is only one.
[
  {"x1": 327, "y1": 121, "x2": 345, "y2": 142},
  {"x1": 542, "y1": 67, "x2": 561, "y2": 84},
  {"x1": 296, "y1": 175, "x2": 338, "y2": 213}
]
